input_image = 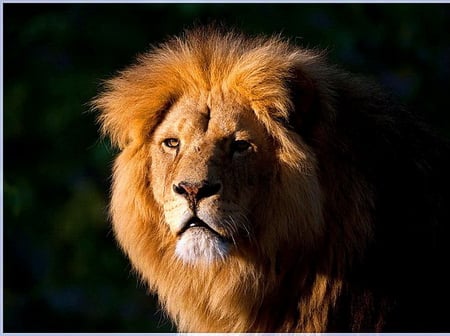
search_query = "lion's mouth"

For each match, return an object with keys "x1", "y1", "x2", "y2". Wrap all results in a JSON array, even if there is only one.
[{"x1": 178, "y1": 217, "x2": 222, "y2": 237}]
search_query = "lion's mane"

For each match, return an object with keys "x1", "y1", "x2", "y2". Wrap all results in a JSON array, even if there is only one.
[{"x1": 94, "y1": 26, "x2": 450, "y2": 332}]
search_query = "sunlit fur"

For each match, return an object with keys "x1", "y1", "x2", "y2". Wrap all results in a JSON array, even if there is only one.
[{"x1": 94, "y1": 26, "x2": 450, "y2": 332}]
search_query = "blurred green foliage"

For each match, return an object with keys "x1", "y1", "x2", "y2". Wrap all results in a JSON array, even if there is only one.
[{"x1": 4, "y1": 3, "x2": 450, "y2": 332}]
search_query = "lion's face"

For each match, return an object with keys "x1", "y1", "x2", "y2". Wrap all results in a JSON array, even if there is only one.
[{"x1": 150, "y1": 91, "x2": 277, "y2": 264}]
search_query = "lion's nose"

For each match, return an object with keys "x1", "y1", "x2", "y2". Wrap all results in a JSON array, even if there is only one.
[{"x1": 173, "y1": 181, "x2": 222, "y2": 202}]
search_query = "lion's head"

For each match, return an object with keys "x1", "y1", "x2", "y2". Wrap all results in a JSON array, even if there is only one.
[
  {"x1": 92, "y1": 27, "x2": 396, "y2": 332},
  {"x1": 95, "y1": 27, "x2": 333, "y2": 265}
]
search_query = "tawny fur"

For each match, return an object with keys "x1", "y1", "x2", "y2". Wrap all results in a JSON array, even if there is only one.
[{"x1": 94, "y1": 26, "x2": 450, "y2": 332}]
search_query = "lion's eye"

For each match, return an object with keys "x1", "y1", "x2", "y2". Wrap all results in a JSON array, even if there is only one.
[
  {"x1": 163, "y1": 138, "x2": 180, "y2": 149},
  {"x1": 231, "y1": 140, "x2": 252, "y2": 154}
]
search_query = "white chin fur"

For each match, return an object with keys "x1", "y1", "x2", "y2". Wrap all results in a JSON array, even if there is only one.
[{"x1": 175, "y1": 228, "x2": 230, "y2": 264}]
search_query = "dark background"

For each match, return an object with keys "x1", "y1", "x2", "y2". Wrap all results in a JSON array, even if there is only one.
[{"x1": 4, "y1": 3, "x2": 450, "y2": 333}]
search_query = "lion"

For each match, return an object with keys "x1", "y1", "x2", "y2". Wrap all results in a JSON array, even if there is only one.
[{"x1": 93, "y1": 26, "x2": 450, "y2": 332}]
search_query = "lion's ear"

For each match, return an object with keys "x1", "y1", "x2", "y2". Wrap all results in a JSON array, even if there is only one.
[
  {"x1": 288, "y1": 68, "x2": 320, "y2": 138},
  {"x1": 92, "y1": 83, "x2": 141, "y2": 149},
  {"x1": 94, "y1": 110, "x2": 141, "y2": 150},
  {"x1": 92, "y1": 76, "x2": 173, "y2": 150}
]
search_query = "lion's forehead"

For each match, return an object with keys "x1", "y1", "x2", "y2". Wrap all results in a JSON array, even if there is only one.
[{"x1": 153, "y1": 92, "x2": 264, "y2": 144}]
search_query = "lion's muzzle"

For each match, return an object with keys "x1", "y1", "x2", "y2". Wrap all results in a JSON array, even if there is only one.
[{"x1": 167, "y1": 179, "x2": 231, "y2": 264}]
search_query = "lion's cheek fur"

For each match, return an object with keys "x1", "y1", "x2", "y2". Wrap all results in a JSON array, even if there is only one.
[{"x1": 109, "y1": 147, "x2": 168, "y2": 277}]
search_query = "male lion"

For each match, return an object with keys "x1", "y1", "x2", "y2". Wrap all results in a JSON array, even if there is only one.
[{"x1": 94, "y1": 26, "x2": 450, "y2": 332}]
